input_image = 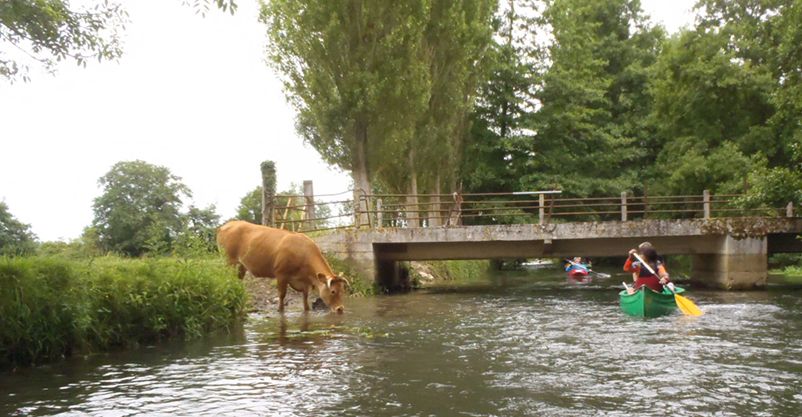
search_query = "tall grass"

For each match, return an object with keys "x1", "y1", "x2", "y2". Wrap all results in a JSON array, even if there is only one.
[{"x1": 0, "y1": 256, "x2": 246, "y2": 369}]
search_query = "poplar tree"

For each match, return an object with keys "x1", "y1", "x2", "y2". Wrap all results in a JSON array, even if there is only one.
[{"x1": 262, "y1": 0, "x2": 430, "y2": 210}]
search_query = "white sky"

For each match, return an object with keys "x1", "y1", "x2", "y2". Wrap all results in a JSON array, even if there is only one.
[{"x1": 0, "y1": 0, "x2": 698, "y2": 242}]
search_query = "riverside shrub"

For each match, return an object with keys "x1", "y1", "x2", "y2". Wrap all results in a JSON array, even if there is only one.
[{"x1": 0, "y1": 256, "x2": 246, "y2": 369}]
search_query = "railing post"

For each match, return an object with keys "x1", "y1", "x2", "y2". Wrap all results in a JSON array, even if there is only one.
[
  {"x1": 703, "y1": 190, "x2": 710, "y2": 219},
  {"x1": 377, "y1": 198, "x2": 383, "y2": 228},
  {"x1": 643, "y1": 180, "x2": 649, "y2": 219},
  {"x1": 619, "y1": 191, "x2": 626, "y2": 221},
  {"x1": 743, "y1": 175, "x2": 749, "y2": 217},
  {"x1": 539, "y1": 194, "x2": 545, "y2": 224},
  {"x1": 787, "y1": 201, "x2": 794, "y2": 218},
  {"x1": 303, "y1": 180, "x2": 315, "y2": 230}
]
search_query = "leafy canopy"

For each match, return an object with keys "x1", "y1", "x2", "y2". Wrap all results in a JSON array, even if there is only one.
[
  {"x1": 1, "y1": 0, "x2": 237, "y2": 82},
  {"x1": 91, "y1": 160, "x2": 192, "y2": 257},
  {"x1": 0, "y1": 201, "x2": 38, "y2": 256}
]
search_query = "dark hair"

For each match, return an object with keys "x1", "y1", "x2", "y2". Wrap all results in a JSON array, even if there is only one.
[{"x1": 640, "y1": 245, "x2": 659, "y2": 263}]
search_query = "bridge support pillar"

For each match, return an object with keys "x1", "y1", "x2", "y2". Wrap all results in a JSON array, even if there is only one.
[
  {"x1": 375, "y1": 259, "x2": 399, "y2": 292},
  {"x1": 691, "y1": 236, "x2": 767, "y2": 290}
]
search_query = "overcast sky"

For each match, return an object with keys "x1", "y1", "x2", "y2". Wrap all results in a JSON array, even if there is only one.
[{"x1": 0, "y1": 0, "x2": 698, "y2": 242}]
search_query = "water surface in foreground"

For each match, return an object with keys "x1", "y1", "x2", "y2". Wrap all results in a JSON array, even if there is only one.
[{"x1": 2, "y1": 266, "x2": 801, "y2": 416}]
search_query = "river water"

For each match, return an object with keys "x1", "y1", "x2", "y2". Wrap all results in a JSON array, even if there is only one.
[{"x1": 2, "y1": 265, "x2": 801, "y2": 416}]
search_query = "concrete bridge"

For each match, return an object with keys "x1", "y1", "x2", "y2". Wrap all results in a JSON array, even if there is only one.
[{"x1": 313, "y1": 217, "x2": 802, "y2": 290}]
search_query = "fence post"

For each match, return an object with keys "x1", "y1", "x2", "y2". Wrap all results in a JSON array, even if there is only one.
[
  {"x1": 260, "y1": 161, "x2": 276, "y2": 227},
  {"x1": 377, "y1": 198, "x2": 383, "y2": 228},
  {"x1": 539, "y1": 194, "x2": 545, "y2": 224},
  {"x1": 703, "y1": 190, "x2": 710, "y2": 219},
  {"x1": 744, "y1": 176, "x2": 749, "y2": 217},
  {"x1": 787, "y1": 201, "x2": 794, "y2": 218},
  {"x1": 621, "y1": 191, "x2": 627, "y2": 221},
  {"x1": 643, "y1": 180, "x2": 649, "y2": 219},
  {"x1": 303, "y1": 180, "x2": 315, "y2": 230}
]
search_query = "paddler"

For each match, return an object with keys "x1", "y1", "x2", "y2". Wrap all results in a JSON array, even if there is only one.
[{"x1": 623, "y1": 242, "x2": 671, "y2": 294}]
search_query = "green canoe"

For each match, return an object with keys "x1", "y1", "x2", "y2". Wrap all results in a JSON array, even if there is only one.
[{"x1": 619, "y1": 286, "x2": 686, "y2": 318}]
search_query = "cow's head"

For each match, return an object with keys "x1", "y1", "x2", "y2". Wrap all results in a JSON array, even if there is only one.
[{"x1": 317, "y1": 272, "x2": 348, "y2": 313}]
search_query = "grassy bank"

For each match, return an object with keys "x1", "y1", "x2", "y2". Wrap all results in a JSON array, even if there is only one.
[
  {"x1": 0, "y1": 256, "x2": 246, "y2": 369},
  {"x1": 410, "y1": 260, "x2": 491, "y2": 285}
]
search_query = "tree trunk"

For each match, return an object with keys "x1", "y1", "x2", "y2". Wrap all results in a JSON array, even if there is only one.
[
  {"x1": 406, "y1": 146, "x2": 420, "y2": 228},
  {"x1": 353, "y1": 120, "x2": 371, "y2": 227}
]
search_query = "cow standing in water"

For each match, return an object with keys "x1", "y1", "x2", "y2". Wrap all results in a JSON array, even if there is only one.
[{"x1": 216, "y1": 221, "x2": 348, "y2": 313}]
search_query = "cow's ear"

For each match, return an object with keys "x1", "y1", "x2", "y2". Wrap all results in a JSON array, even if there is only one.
[{"x1": 317, "y1": 273, "x2": 327, "y2": 283}]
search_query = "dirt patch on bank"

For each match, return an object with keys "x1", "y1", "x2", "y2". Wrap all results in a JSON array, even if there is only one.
[{"x1": 242, "y1": 274, "x2": 306, "y2": 313}]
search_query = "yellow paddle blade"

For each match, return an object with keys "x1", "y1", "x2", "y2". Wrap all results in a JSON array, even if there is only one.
[{"x1": 675, "y1": 294, "x2": 704, "y2": 316}]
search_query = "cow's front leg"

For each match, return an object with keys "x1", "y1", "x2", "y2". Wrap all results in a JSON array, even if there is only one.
[
  {"x1": 302, "y1": 287, "x2": 310, "y2": 311},
  {"x1": 277, "y1": 278, "x2": 288, "y2": 313}
]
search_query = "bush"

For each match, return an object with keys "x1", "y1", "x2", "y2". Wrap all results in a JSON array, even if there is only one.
[{"x1": 0, "y1": 256, "x2": 246, "y2": 369}]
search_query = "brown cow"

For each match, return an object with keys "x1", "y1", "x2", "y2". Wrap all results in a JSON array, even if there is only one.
[{"x1": 216, "y1": 220, "x2": 348, "y2": 313}]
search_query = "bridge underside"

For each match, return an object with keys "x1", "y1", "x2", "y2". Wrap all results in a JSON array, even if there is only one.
[{"x1": 313, "y1": 219, "x2": 802, "y2": 291}]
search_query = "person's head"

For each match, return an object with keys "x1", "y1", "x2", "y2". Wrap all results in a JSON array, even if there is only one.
[
  {"x1": 573, "y1": 257, "x2": 582, "y2": 263},
  {"x1": 638, "y1": 241, "x2": 652, "y2": 251},
  {"x1": 640, "y1": 245, "x2": 658, "y2": 263}
]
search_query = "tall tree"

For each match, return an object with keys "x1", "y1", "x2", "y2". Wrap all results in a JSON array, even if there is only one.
[
  {"x1": 648, "y1": 28, "x2": 773, "y2": 196},
  {"x1": 262, "y1": 0, "x2": 431, "y2": 211},
  {"x1": 390, "y1": 0, "x2": 497, "y2": 226},
  {"x1": 520, "y1": 0, "x2": 663, "y2": 196},
  {"x1": 462, "y1": 0, "x2": 540, "y2": 195},
  {"x1": 0, "y1": 201, "x2": 38, "y2": 256},
  {"x1": 686, "y1": 0, "x2": 802, "y2": 207},
  {"x1": 91, "y1": 160, "x2": 191, "y2": 257}
]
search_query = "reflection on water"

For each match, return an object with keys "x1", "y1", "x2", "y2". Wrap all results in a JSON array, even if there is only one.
[{"x1": 2, "y1": 267, "x2": 801, "y2": 416}]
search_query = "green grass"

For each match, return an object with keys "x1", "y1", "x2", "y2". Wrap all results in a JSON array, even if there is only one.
[
  {"x1": 770, "y1": 265, "x2": 802, "y2": 276},
  {"x1": 324, "y1": 253, "x2": 375, "y2": 296},
  {"x1": 410, "y1": 260, "x2": 491, "y2": 284},
  {"x1": 0, "y1": 255, "x2": 246, "y2": 369}
]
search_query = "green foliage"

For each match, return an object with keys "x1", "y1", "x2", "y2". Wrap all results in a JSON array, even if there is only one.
[
  {"x1": 0, "y1": 0, "x2": 126, "y2": 82},
  {"x1": 412, "y1": 260, "x2": 490, "y2": 283},
  {"x1": 0, "y1": 256, "x2": 246, "y2": 369},
  {"x1": 324, "y1": 252, "x2": 374, "y2": 296},
  {"x1": 1, "y1": 0, "x2": 238, "y2": 82},
  {"x1": 36, "y1": 230, "x2": 103, "y2": 260},
  {"x1": 648, "y1": 29, "x2": 774, "y2": 196},
  {"x1": 463, "y1": 1, "x2": 543, "y2": 195},
  {"x1": 262, "y1": 0, "x2": 496, "y2": 198},
  {"x1": 175, "y1": 204, "x2": 222, "y2": 256},
  {"x1": 90, "y1": 160, "x2": 219, "y2": 257},
  {"x1": 236, "y1": 187, "x2": 263, "y2": 225},
  {"x1": 737, "y1": 167, "x2": 802, "y2": 212},
  {"x1": 519, "y1": 0, "x2": 664, "y2": 197},
  {"x1": 0, "y1": 201, "x2": 38, "y2": 256}
]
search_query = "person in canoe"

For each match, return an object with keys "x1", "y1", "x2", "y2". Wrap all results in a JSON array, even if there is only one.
[
  {"x1": 565, "y1": 257, "x2": 592, "y2": 276},
  {"x1": 624, "y1": 242, "x2": 671, "y2": 294}
]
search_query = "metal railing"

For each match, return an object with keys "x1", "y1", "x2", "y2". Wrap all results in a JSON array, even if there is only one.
[{"x1": 271, "y1": 187, "x2": 797, "y2": 232}]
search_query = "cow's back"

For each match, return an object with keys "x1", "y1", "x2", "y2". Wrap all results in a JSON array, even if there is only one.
[
  {"x1": 273, "y1": 233, "x2": 333, "y2": 278},
  {"x1": 217, "y1": 221, "x2": 293, "y2": 278}
]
